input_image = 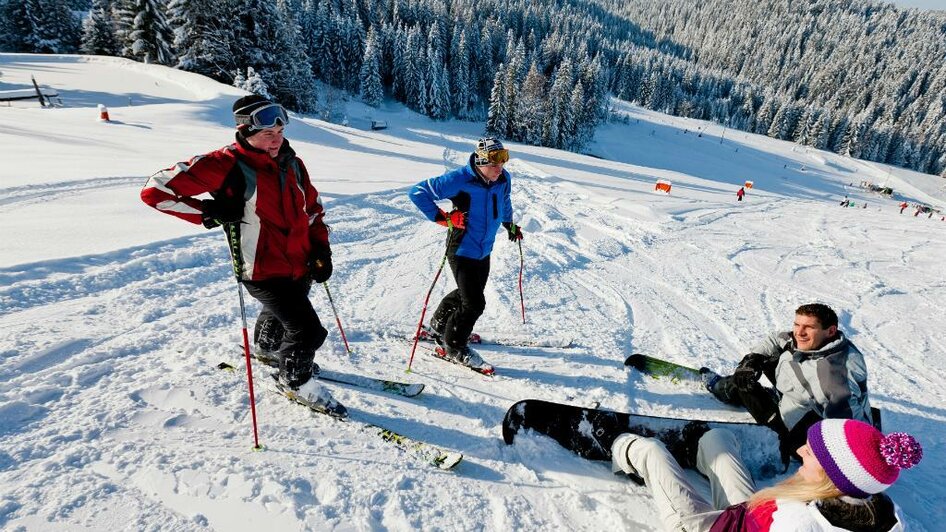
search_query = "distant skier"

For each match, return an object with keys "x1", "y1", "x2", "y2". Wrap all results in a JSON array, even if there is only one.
[
  {"x1": 899, "y1": 201, "x2": 908, "y2": 214},
  {"x1": 699, "y1": 304, "x2": 874, "y2": 463},
  {"x1": 408, "y1": 137, "x2": 522, "y2": 374},
  {"x1": 611, "y1": 419, "x2": 921, "y2": 531},
  {"x1": 140, "y1": 95, "x2": 342, "y2": 414},
  {"x1": 736, "y1": 187, "x2": 745, "y2": 201}
]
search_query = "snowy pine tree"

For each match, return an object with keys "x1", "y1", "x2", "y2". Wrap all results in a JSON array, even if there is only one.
[
  {"x1": 81, "y1": 0, "x2": 119, "y2": 56},
  {"x1": 359, "y1": 26, "x2": 383, "y2": 107},
  {"x1": 120, "y1": 0, "x2": 174, "y2": 64},
  {"x1": 486, "y1": 63, "x2": 508, "y2": 137},
  {"x1": 450, "y1": 30, "x2": 472, "y2": 119},
  {"x1": 234, "y1": 66, "x2": 272, "y2": 99},
  {"x1": 19, "y1": 0, "x2": 81, "y2": 53},
  {"x1": 516, "y1": 62, "x2": 547, "y2": 145}
]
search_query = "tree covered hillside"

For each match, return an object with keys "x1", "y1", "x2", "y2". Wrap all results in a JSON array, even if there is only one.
[{"x1": 2, "y1": 0, "x2": 944, "y2": 174}]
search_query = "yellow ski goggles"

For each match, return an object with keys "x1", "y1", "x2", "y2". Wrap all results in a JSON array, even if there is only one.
[{"x1": 475, "y1": 148, "x2": 509, "y2": 166}]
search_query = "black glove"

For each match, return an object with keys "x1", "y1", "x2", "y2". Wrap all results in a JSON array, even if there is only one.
[
  {"x1": 201, "y1": 199, "x2": 243, "y2": 229},
  {"x1": 502, "y1": 222, "x2": 523, "y2": 241},
  {"x1": 732, "y1": 353, "x2": 766, "y2": 389},
  {"x1": 308, "y1": 246, "x2": 333, "y2": 284}
]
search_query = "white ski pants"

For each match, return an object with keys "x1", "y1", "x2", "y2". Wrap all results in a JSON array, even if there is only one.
[{"x1": 626, "y1": 429, "x2": 756, "y2": 532}]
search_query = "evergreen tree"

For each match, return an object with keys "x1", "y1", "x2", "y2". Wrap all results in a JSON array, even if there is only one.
[
  {"x1": 234, "y1": 66, "x2": 272, "y2": 98},
  {"x1": 268, "y1": 0, "x2": 316, "y2": 112},
  {"x1": 544, "y1": 59, "x2": 573, "y2": 148},
  {"x1": 80, "y1": 0, "x2": 119, "y2": 55},
  {"x1": 486, "y1": 63, "x2": 508, "y2": 137},
  {"x1": 119, "y1": 0, "x2": 174, "y2": 64},
  {"x1": 503, "y1": 41, "x2": 526, "y2": 138},
  {"x1": 426, "y1": 47, "x2": 450, "y2": 119},
  {"x1": 754, "y1": 95, "x2": 777, "y2": 135},
  {"x1": 403, "y1": 27, "x2": 424, "y2": 111},
  {"x1": 167, "y1": 0, "x2": 234, "y2": 77},
  {"x1": 359, "y1": 26, "x2": 383, "y2": 107},
  {"x1": 424, "y1": 24, "x2": 450, "y2": 119},
  {"x1": 20, "y1": 0, "x2": 81, "y2": 53},
  {"x1": 517, "y1": 62, "x2": 547, "y2": 144},
  {"x1": 451, "y1": 30, "x2": 472, "y2": 119},
  {"x1": 568, "y1": 81, "x2": 589, "y2": 149}
]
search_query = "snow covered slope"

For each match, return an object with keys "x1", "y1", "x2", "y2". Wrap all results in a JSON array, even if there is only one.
[{"x1": 1, "y1": 54, "x2": 943, "y2": 531}]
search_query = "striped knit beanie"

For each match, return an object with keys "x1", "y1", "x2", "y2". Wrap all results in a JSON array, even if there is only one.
[{"x1": 807, "y1": 419, "x2": 923, "y2": 498}]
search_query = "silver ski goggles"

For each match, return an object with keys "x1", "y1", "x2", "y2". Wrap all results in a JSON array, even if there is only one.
[{"x1": 235, "y1": 103, "x2": 290, "y2": 130}]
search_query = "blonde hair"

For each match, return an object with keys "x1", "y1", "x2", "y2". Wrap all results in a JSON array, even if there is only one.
[{"x1": 748, "y1": 469, "x2": 844, "y2": 510}]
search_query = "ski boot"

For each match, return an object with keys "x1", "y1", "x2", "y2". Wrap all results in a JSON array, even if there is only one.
[{"x1": 436, "y1": 344, "x2": 495, "y2": 375}]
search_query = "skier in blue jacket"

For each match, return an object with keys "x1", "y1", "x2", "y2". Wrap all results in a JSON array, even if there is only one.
[{"x1": 408, "y1": 137, "x2": 523, "y2": 373}]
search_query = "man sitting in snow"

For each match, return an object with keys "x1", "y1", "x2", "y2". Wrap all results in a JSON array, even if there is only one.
[{"x1": 700, "y1": 303, "x2": 875, "y2": 464}]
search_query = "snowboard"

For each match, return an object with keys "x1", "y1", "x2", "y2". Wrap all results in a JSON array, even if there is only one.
[
  {"x1": 624, "y1": 354, "x2": 702, "y2": 383},
  {"x1": 502, "y1": 399, "x2": 783, "y2": 478}
]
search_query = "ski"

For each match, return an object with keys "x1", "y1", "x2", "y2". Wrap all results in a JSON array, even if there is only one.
[
  {"x1": 502, "y1": 399, "x2": 782, "y2": 479},
  {"x1": 216, "y1": 362, "x2": 463, "y2": 470},
  {"x1": 269, "y1": 376, "x2": 463, "y2": 470},
  {"x1": 318, "y1": 368, "x2": 424, "y2": 397},
  {"x1": 409, "y1": 325, "x2": 574, "y2": 349},
  {"x1": 228, "y1": 350, "x2": 425, "y2": 398}
]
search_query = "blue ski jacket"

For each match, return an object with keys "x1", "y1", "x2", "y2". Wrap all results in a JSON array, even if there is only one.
[{"x1": 409, "y1": 156, "x2": 513, "y2": 260}]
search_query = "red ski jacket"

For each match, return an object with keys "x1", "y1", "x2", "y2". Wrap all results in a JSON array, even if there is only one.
[{"x1": 141, "y1": 136, "x2": 329, "y2": 281}]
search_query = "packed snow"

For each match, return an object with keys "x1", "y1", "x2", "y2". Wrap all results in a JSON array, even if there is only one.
[{"x1": 1, "y1": 54, "x2": 944, "y2": 531}]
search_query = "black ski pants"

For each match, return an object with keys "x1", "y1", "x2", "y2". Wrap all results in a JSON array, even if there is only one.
[
  {"x1": 712, "y1": 375, "x2": 783, "y2": 430},
  {"x1": 434, "y1": 253, "x2": 491, "y2": 349},
  {"x1": 711, "y1": 367, "x2": 818, "y2": 463},
  {"x1": 243, "y1": 277, "x2": 328, "y2": 360}
]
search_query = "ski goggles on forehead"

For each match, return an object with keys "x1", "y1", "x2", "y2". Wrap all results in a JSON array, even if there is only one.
[
  {"x1": 235, "y1": 103, "x2": 290, "y2": 130},
  {"x1": 475, "y1": 148, "x2": 510, "y2": 165}
]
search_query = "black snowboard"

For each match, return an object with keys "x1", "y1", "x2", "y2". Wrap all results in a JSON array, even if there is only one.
[{"x1": 502, "y1": 399, "x2": 783, "y2": 478}]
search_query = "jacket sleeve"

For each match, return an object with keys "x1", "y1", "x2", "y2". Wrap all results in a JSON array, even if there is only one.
[
  {"x1": 745, "y1": 331, "x2": 792, "y2": 363},
  {"x1": 409, "y1": 168, "x2": 466, "y2": 221},
  {"x1": 502, "y1": 172, "x2": 514, "y2": 224},
  {"x1": 819, "y1": 344, "x2": 870, "y2": 422},
  {"x1": 298, "y1": 159, "x2": 330, "y2": 249},
  {"x1": 140, "y1": 148, "x2": 234, "y2": 224}
]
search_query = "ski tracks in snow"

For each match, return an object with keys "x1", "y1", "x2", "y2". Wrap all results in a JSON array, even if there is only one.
[{"x1": 2, "y1": 164, "x2": 945, "y2": 530}]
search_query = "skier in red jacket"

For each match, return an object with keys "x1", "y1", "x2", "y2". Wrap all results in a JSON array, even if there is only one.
[{"x1": 141, "y1": 95, "x2": 341, "y2": 414}]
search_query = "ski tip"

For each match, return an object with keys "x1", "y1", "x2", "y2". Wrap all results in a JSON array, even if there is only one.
[
  {"x1": 437, "y1": 452, "x2": 464, "y2": 470},
  {"x1": 403, "y1": 383, "x2": 425, "y2": 397},
  {"x1": 624, "y1": 353, "x2": 645, "y2": 367}
]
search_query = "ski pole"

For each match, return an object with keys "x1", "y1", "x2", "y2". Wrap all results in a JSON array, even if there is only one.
[
  {"x1": 517, "y1": 239, "x2": 526, "y2": 323},
  {"x1": 222, "y1": 223, "x2": 262, "y2": 450},
  {"x1": 407, "y1": 243, "x2": 450, "y2": 373},
  {"x1": 321, "y1": 280, "x2": 352, "y2": 355}
]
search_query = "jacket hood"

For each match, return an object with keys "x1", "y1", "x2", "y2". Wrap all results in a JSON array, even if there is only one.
[{"x1": 817, "y1": 493, "x2": 899, "y2": 531}]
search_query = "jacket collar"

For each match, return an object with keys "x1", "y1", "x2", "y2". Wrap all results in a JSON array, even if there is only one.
[
  {"x1": 792, "y1": 331, "x2": 848, "y2": 358},
  {"x1": 234, "y1": 132, "x2": 296, "y2": 167}
]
